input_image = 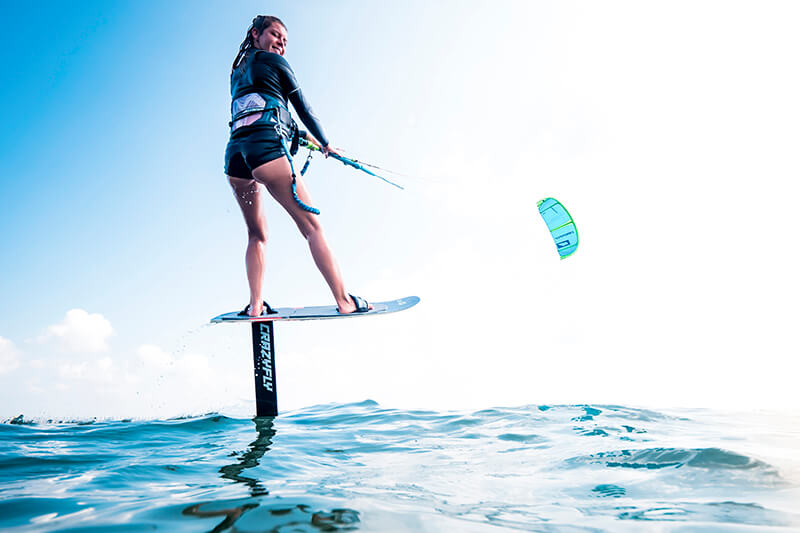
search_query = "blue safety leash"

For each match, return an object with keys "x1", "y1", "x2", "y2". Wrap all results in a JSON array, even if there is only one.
[{"x1": 274, "y1": 116, "x2": 320, "y2": 215}]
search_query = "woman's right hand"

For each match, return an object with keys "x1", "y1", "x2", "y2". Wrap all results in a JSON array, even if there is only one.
[{"x1": 322, "y1": 144, "x2": 340, "y2": 158}]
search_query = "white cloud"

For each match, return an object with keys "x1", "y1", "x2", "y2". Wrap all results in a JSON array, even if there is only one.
[
  {"x1": 137, "y1": 344, "x2": 173, "y2": 368},
  {"x1": 58, "y1": 361, "x2": 88, "y2": 380},
  {"x1": 45, "y1": 309, "x2": 113, "y2": 353},
  {"x1": 0, "y1": 336, "x2": 21, "y2": 375},
  {"x1": 58, "y1": 357, "x2": 115, "y2": 383}
]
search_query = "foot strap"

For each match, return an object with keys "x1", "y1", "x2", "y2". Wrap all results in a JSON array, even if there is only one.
[
  {"x1": 238, "y1": 301, "x2": 277, "y2": 317},
  {"x1": 348, "y1": 294, "x2": 370, "y2": 313}
]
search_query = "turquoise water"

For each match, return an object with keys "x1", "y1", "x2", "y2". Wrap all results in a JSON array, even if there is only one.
[{"x1": 1, "y1": 402, "x2": 798, "y2": 532}]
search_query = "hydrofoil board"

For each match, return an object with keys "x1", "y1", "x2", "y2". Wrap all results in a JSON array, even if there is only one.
[{"x1": 211, "y1": 296, "x2": 419, "y2": 323}]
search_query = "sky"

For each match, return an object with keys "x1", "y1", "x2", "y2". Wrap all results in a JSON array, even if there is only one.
[{"x1": 1, "y1": 1, "x2": 799, "y2": 420}]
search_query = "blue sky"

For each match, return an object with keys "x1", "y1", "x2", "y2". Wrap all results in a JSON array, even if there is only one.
[{"x1": 2, "y1": 1, "x2": 799, "y2": 419}]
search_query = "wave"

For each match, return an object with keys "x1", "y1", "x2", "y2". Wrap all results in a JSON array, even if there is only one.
[{"x1": 568, "y1": 447, "x2": 776, "y2": 471}]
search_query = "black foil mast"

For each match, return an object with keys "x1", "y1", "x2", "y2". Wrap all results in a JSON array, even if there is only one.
[{"x1": 251, "y1": 322, "x2": 277, "y2": 417}]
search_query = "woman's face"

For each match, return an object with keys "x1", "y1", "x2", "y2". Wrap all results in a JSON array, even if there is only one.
[{"x1": 252, "y1": 22, "x2": 287, "y2": 56}]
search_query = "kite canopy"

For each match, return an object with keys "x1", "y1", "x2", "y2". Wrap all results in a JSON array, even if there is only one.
[{"x1": 537, "y1": 198, "x2": 578, "y2": 259}]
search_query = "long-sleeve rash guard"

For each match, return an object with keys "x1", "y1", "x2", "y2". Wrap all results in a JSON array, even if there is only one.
[{"x1": 230, "y1": 50, "x2": 329, "y2": 147}]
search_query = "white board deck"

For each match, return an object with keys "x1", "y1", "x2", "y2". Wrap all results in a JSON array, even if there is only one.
[{"x1": 210, "y1": 296, "x2": 420, "y2": 323}]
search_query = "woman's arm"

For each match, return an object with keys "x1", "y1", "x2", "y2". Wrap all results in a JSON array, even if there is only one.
[
  {"x1": 288, "y1": 89, "x2": 329, "y2": 148},
  {"x1": 261, "y1": 52, "x2": 331, "y2": 149}
]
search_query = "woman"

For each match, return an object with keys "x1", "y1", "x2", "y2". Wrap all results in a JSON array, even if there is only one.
[{"x1": 225, "y1": 15, "x2": 369, "y2": 317}]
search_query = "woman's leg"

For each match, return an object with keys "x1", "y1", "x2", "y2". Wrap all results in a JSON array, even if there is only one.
[
  {"x1": 250, "y1": 157, "x2": 362, "y2": 313},
  {"x1": 228, "y1": 176, "x2": 268, "y2": 316}
]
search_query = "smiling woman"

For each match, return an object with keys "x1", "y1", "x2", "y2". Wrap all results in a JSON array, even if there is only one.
[{"x1": 224, "y1": 15, "x2": 371, "y2": 318}]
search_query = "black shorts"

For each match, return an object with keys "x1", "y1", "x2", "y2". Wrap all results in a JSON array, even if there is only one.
[{"x1": 224, "y1": 127, "x2": 288, "y2": 180}]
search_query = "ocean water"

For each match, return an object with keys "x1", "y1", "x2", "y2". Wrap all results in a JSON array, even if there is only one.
[{"x1": 1, "y1": 402, "x2": 798, "y2": 532}]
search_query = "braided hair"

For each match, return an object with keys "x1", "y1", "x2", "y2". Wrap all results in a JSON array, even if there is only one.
[{"x1": 231, "y1": 15, "x2": 286, "y2": 73}]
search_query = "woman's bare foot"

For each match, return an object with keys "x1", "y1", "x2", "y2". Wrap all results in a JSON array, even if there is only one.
[
  {"x1": 336, "y1": 296, "x2": 355, "y2": 314},
  {"x1": 248, "y1": 301, "x2": 263, "y2": 317},
  {"x1": 337, "y1": 294, "x2": 372, "y2": 314}
]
